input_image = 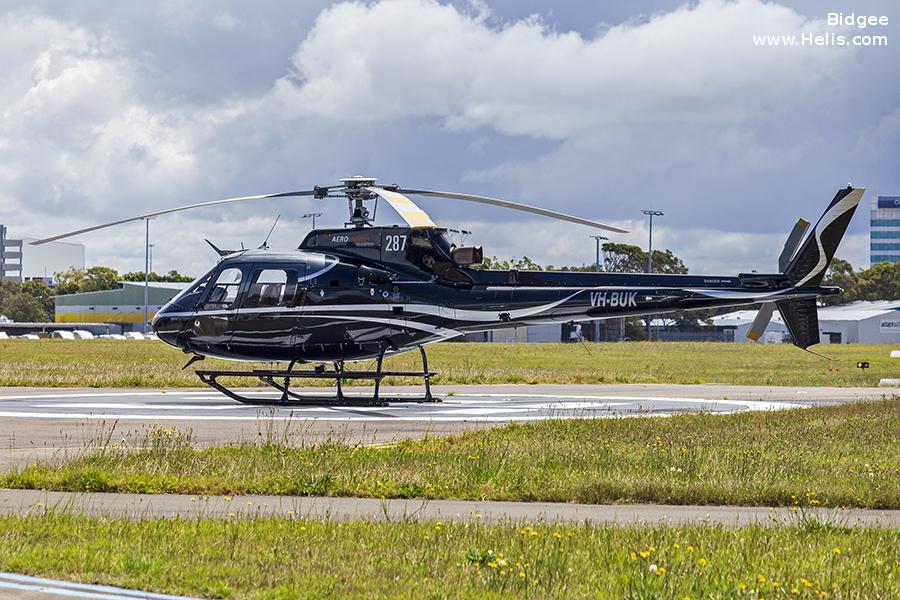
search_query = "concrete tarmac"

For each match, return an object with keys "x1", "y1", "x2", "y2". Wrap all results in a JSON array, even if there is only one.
[{"x1": 0, "y1": 383, "x2": 890, "y2": 471}]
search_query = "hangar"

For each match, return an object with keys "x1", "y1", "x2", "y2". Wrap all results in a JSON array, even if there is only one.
[
  {"x1": 54, "y1": 281, "x2": 188, "y2": 332},
  {"x1": 711, "y1": 300, "x2": 900, "y2": 344}
]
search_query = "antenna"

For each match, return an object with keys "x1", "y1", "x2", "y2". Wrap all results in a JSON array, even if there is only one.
[{"x1": 259, "y1": 215, "x2": 281, "y2": 249}]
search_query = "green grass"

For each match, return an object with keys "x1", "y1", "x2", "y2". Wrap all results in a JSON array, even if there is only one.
[
  {"x1": 0, "y1": 339, "x2": 894, "y2": 387},
  {"x1": 6, "y1": 400, "x2": 897, "y2": 508},
  {"x1": 0, "y1": 512, "x2": 895, "y2": 599}
]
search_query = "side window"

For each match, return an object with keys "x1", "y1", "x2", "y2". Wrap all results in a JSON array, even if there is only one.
[
  {"x1": 202, "y1": 268, "x2": 243, "y2": 310},
  {"x1": 245, "y1": 268, "x2": 299, "y2": 308}
]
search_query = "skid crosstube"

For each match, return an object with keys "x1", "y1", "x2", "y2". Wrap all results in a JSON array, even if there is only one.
[{"x1": 196, "y1": 346, "x2": 438, "y2": 407}]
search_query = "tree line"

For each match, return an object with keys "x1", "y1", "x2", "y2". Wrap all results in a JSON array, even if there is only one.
[{"x1": 0, "y1": 267, "x2": 193, "y2": 323}]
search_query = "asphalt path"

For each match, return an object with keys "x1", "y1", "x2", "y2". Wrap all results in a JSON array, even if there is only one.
[
  {"x1": 0, "y1": 383, "x2": 889, "y2": 471},
  {"x1": 3, "y1": 489, "x2": 897, "y2": 528}
]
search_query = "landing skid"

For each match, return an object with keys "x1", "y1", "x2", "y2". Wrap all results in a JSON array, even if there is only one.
[{"x1": 195, "y1": 346, "x2": 438, "y2": 407}]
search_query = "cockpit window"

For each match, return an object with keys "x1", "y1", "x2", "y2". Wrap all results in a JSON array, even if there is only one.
[
  {"x1": 202, "y1": 267, "x2": 243, "y2": 310},
  {"x1": 244, "y1": 268, "x2": 299, "y2": 308}
]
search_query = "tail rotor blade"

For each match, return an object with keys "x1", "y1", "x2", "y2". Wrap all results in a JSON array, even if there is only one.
[
  {"x1": 746, "y1": 302, "x2": 775, "y2": 342},
  {"x1": 778, "y1": 218, "x2": 810, "y2": 272},
  {"x1": 398, "y1": 188, "x2": 628, "y2": 233}
]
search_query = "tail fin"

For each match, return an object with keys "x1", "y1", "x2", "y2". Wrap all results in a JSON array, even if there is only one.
[
  {"x1": 784, "y1": 186, "x2": 864, "y2": 286},
  {"x1": 746, "y1": 185, "x2": 864, "y2": 348}
]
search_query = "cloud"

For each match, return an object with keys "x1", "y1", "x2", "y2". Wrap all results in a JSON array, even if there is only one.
[
  {"x1": 0, "y1": 13, "x2": 199, "y2": 221},
  {"x1": 280, "y1": 0, "x2": 846, "y2": 138},
  {"x1": 0, "y1": 0, "x2": 893, "y2": 277}
]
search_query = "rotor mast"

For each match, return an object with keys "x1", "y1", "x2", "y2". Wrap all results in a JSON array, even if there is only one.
[{"x1": 339, "y1": 176, "x2": 379, "y2": 227}]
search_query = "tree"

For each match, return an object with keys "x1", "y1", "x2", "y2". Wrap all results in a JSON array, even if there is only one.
[
  {"x1": 20, "y1": 279, "x2": 54, "y2": 320},
  {"x1": 474, "y1": 256, "x2": 542, "y2": 271},
  {"x1": 821, "y1": 258, "x2": 857, "y2": 306},
  {"x1": 855, "y1": 261, "x2": 900, "y2": 301},
  {"x1": 822, "y1": 258, "x2": 900, "y2": 304},
  {"x1": 601, "y1": 242, "x2": 688, "y2": 274},
  {"x1": 0, "y1": 292, "x2": 48, "y2": 322},
  {"x1": 121, "y1": 269, "x2": 194, "y2": 283},
  {"x1": 55, "y1": 266, "x2": 121, "y2": 294}
]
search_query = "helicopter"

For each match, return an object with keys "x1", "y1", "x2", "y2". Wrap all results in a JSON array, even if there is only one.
[{"x1": 34, "y1": 177, "x2": 864, "y2": 406}]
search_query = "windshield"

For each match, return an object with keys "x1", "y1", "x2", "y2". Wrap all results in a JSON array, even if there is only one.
[{"x1": 166, "y1": 268, "x2": 215, "y2": 311}]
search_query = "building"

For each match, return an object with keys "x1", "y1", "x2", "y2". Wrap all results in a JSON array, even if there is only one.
[
  {"x1": 0, "y1": 224, "x2": 85, "y2": 283},
  {"x1": 0, "y1": 225, "x2": 22, "y2": 281},
  {"x1": 54, "y1": 281, "x2": 188, "y2": 332},
  {"x1": 871, "y1": 195, "x2": 900, "y2": 265},
  {"x1": 711, "y1": 301, "x2": 900, "y2": 344}
]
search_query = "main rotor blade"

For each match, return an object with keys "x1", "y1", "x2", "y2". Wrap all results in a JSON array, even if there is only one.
[
  {"x1": 398, "y1": 188, "x2": 628, "y2": 234},
  {"x1": 365, "y1": 187, "x2": 436, "y2": 228},
  {"x1": 30, "y1": 190, "x2": 318, "y2": 245}
]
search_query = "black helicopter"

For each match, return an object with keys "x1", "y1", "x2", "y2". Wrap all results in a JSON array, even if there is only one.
[{"x1": 34, "y1": 177, "x2": 863, "y2": 405}]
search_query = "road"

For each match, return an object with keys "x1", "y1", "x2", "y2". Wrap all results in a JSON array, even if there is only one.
[{"x1": 0, "y1": 383, "x2": 888, "y2": 471}]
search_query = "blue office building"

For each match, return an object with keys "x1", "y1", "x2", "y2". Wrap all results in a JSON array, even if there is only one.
[{"x1": 871, "y1": 195, "x2": 900, "y2": 265}]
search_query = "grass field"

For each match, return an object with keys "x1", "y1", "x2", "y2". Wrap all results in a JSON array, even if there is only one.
[
  {"x1": 0, "y1": 512, "x2": 895, "y2": 599},
  {"x1": 6, "y1": 400, "x2": 897, "y2": 509},
  {"x1": 0, "y1": 339, "x2": 895, "y2": 388}
]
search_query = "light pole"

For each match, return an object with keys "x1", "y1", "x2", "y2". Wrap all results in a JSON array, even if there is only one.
[
  {"x1": 589, "y1": 235, "x2": 608, "y2": 343},
  {"x1": 302, "y1": 212, "x2": 324, "y2": 229},
  {"x1": 143, "y1": 217, "x2": 150, "y2": 333},
  {"x1": 641, "y1": 210, "x2": 664, "y2": 340},
  {"x1": 590, "y1": 235, "x2": 608, "y2": 272}
]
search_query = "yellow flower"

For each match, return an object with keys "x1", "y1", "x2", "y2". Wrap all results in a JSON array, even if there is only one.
[
  {"x1": 423, "y1": 534, "x2": 430, "y2": 540},
  {"x1": 738, "y1": 583, "x2": 747, "y2": 591},
  {"x1": 832, "y1": 547, "x2": 841, "y2": 555},
  {"x1": 657, "y1": 567, "x2": 667, "y2": 576},
  {"x1": 802, "y1": 578, "x2": 812, "y2": 587},
  {"x1": 553, "y1": 531, "x2": 562, "y2": 540},
  {"x1": 759, "y1": 575, "x2": 767, "y2": 584},
  {"x1": 673, "y1": 543, "x2": 680, "y2": 549},
  {"x1": 228, "y1": 512, "x2": 235, "y2": 517},
  {"x1": 687, "y1": 545, "x2": 695, "y2": 553},
  {"x1": 630, "y1": 552, "x2": 637, "y2": 561},
  {"x1": 224, "y1": 496, "x2": 231, "y2": 502},
  {"x1": 190, "y1": 497, "x2": 197, "y2": 502},
  {"x1": 639, "y1": 551, "x2": 650, "y2": 558},
  {"x1": 519, "y1": 572, "x2": 526, "y2": 579},
  {"x1": 791, "y1": 588, "x2": 800, "y2": 595},
  {"x1": 698, "y1": 558, "x2": 708, "y2": 567},
  {"x1": 649, "y1": 546, "x2": 656, "y2": 553}
]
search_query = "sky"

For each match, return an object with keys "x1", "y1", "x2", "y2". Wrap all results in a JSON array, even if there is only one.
[{"x1": 1, "y1": 0, "x2": 898, "y2": 277}]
